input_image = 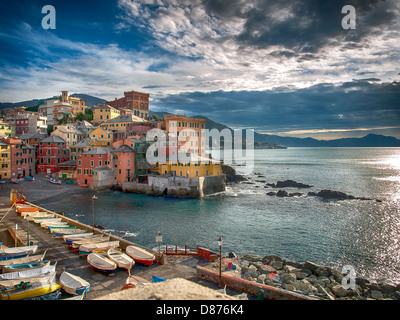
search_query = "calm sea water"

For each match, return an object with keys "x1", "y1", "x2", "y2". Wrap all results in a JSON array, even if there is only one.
[{"x1": 35, "y1": 148, "x2": 400, "y2": 284}]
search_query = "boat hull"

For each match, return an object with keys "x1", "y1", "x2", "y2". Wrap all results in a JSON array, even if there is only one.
[{"x1": 0, "y1": 283, "x2": 61, "y2": 300}]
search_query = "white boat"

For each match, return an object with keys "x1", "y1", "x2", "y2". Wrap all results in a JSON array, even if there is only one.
[
  {"x1": 0, "y1": 264, "x2": 56, "y2": 282},
  {"x1": 0, "y1": 243, "x2": 39, "y2": 261},
  {"x1": 51, "y1": 229, "x2": 86, "y2": 237},
  {"x1": 63, "y1": 233, "x2": 94, "y2": 244},
  {"x1": 121, "y1": 275, "x2": 151, "y2": 290},
  {"x1": 79, "y1": 241, "x2": 120, "y2": 255},
  {"x1": 126, "y1": 245, "x2": 155, "y2": 266},
  {"x1": 71, "y1": 236, "x2": 109, "y2": 251},
  {"x1": 0, "y1": 251, "x2": 47, "y2": 271},
  {"x1": 49, "y1": 178, "x2": 62, "y2": 185},
  {"x1": 107, "y1": 249, "x2": 134, "y2": 271},
  {"x1": 34, "y1": 217, "x2": 61, "y2": 224},
  {"x1": 87, "y1": 253, "x2": 117, "y2": 275},
  {"x1": 22, "y1": 212, "x2": 52, "y2": 220},
  {"x1": 59, "y1": 271, "x2": 90, "y2": 296}
]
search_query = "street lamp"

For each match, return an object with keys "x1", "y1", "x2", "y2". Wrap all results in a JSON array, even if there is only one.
[
  {"x1": 156, "y1": 231, "x2": 162, "y2": 263},
  {"x1": 26, "y1": 214, "x2": 30, "y2": 246},
  {"x1": 92, "y1": 195, "x2": 98, "y2": 232},
  {"x1": 218, "y1": 237, "x2": 223, "y2": 285}
]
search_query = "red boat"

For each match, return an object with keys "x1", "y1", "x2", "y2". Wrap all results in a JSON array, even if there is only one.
[{"x1": 126, "y1": 245, "x2": 155, "y2": 266}]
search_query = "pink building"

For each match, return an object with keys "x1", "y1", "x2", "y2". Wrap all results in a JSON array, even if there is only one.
[
  {"x1": 36, "y1": 136, "x2": 69, "y2": 174},
  {"x1": 77, "y1": 147, "x2": 112, "y2": 187},
  {"x1": 111, "y1": 145, "x2": 135, "y2": 183},
  {"x1": 4, "y1": 138, "x2": 35, "y2": 178}
]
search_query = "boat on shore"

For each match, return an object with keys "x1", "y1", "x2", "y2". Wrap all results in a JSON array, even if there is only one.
[
  {"x1": 79, "y1": 241, "x2": 120, "y2": 255},
  {"x1": 0, "y1": 251, "x2": 47, "y2": 272},
  {"x1": 0, "y1": 243, "x2": 39, "y2": 261},
  {"x1": 107, "y1": 249, "x2": 134, "y2": 272},
  {"x1": 63, "y1": 233, "x2": 96, "y2": 245},
  {"x1": 126, "y1": 245, "x2": 155, "y2": 266},
  {"x1": 87, "y1": 253, "x2": 117, "y2": 276},
  {"x1": 71, "y1": 236, "x2": 109, "y2": 252},
  {"x1": 2, "y1": 260, "x2": 51, "y2": 274},
  {"x1": 59, "y1": 271, "x2": 90, "y2": 296},
  {"x1": 121, "y1": 275, "x2": 151, "y2": 290},
  {"x1": 49, "y1": 178, "x2": 61, "y2": 185},
  {"x1": 51, "y1": 228, "x2": 86, "y2": 237}
]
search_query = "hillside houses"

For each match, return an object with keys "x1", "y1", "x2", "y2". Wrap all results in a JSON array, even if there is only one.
[{"x1": 0, "y1": 90, "x2": 225, "y2": 196}]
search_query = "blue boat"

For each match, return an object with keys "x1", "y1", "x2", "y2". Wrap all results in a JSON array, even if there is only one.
[
  {"x1": 2, "y1": 260, "x2": 51, "y2": 273},
  {"x1": 152, "y1": 275, "x2": 168, "y2": 283}
]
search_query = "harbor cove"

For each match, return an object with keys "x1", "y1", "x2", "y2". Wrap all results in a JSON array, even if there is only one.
[{"x1": 3, "y1": 147, "x2": 399, "y2": 298}]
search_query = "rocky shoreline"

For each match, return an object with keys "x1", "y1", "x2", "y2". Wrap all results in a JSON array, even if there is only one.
[{"x1": 220, "y1": 253, "x2": 400, "y2": 300}]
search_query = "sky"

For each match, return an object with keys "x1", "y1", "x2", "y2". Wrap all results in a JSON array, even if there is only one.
[{"x1": 0, "y1": 0, "x2": 399, "y2": 140}]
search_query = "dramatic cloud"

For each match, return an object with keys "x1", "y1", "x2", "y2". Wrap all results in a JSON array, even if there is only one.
[{"x1": 0, "y1": 0, "x2": 399, "y2": 138}]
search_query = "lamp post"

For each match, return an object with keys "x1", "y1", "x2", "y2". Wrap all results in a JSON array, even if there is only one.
[
  {"x1": 92, "y1": 195, "x2": 98, "y2": 232},
  {"x1": 217, "y1": 237, "x2": 223, "y2": 286},
  {"x1": 156, "y1": 231, "x2": 162, "y2": 264},
  {"x1": 26, "y1": 214, "x2": 30, "y2": 246}
]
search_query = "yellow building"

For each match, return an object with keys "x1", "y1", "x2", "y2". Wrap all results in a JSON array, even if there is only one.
[
  {"x1": 0, "y1": 120, "x2": 15, "y2": 139},
  {"x1": 61, "y1": 91, "x2": 88, "y2": 116},
  {"x1": 163, "y1": 114, "x2": 206, "y2": 156},
  {"x1": 0, "y1": 139, "x2": 11, "y2": 180},
  {"x1": 100, "y1": 114, "x2": 147, "y2": 132},
  {"x1": 157, "y1": 153, "x2": 222, "y2": 179},
  {"x1": 88, "y1": 127, "x2": 113, "y2": 147},
  {"x1": 93, "y1": 104, "x2": 121, "y2": 123}
]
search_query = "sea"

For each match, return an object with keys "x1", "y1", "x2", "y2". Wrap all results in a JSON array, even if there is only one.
[{"x1": 34, "y1": 147, "x2": 400, "y2": 284}]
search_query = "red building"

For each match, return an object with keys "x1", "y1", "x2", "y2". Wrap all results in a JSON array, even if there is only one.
[
  {"x1": 106, "y1": 90, "x2": 150, "y2": 119},
  {"x1": 37, "y1": 135, "x2": 69, "y2": 174},
  {"x1": 76, "y1": 147, "x2": 112, "y2": 187}
]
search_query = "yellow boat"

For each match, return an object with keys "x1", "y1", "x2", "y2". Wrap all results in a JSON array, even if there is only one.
[{"x1": 1, "y1": 282, "x2": 61, "y2": 300}]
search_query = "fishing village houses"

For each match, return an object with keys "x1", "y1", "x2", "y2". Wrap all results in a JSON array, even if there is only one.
[{"x1": 0, "y1": 90, "x2": 225, "y2": 197}]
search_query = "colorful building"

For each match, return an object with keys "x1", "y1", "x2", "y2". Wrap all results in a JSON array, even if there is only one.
[
  {"x1": 100, "y1": 114, "x2": 147, "y2": 132},
  {"x1": 111, "y1": 145, "x2": 135, "y2": 183},
  {"x1": 163, "y1": 115, "x2": 206, "y2": 156},
  {"x1": 69, "y1": 138, "x2": 93, "y2": 161},
  {"x1": 157, "y1": 153, "x2": 222, "y2": 179},
  {"x1": 88, "y1": 127, "x2": 113, "y2": 147},
  {"x1": 93, "y1": 104, "x2": 121, "y2": 123},
  {"x1": 0, "y1": 120, "x2": 15, "y2": 139},
  {"x1": 51, "y1": 124, "x2": 85, "y2": 147},
  {"x1": 0, "y1": 139, "x2": 11, "y2": 180},
  {"x1": 5, "y1": 138, "x2": 36, "y2": 179},
  {"x1": 76, "y1": 147, "x2": 112, "y2": 187},
  {"x1": 106, "y1": 90, "x2": 150, "y2": 119},
  {"x1": 36, "y1": 135, "x2": 69, "y2": 174}
]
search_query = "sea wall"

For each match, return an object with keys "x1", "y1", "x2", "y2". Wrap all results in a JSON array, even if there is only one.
[{"x1": 121, "y1": 174, "x2": 226, "y2": 198}]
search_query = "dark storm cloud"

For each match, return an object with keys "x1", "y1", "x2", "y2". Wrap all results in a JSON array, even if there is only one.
[
  {"x1": 203, "y1": 0, "x2": 399, "y2": 55},
  {"x1": 152, "y1": 80, "x2": 400, "y2": 133}
]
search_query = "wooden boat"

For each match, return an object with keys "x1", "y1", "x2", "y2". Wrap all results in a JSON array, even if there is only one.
[
  {"x1": 22, "y1": 212, "x2": 53, "y2": 220},
  {"x1": 63, "y1": 233, "x2": 96, "y2": 245},
  {"x1": 0, "y1": 243, "x2": 39, "y2": 261},
  {"x1": 42, "y1": 222, "x2": 69, "y2": 229},
  {"x1": 0, "y1": 264, "x2": 56, "y2": 282},
  {"x1": 48, "y1": 226, "x2": 76, "y2": 233},
  {"x1": 2, "y1": 260, "x2": 50, "y2": 273},
  {"x1": 59, "y1": 271, "x2": 90, "y2": 296},
  {"x1": 121, "y1": 275, "x2": 151, "y2": 290},
  {"x1": 87, "y1": 253, "x2": 117, "y2": 275},
  {"x1": 152, "y1": 275, "x2": 168, "y2": 283},
  {"x1": 39, "y1": 219, "x2": 64, "y2": 227},
  {"x1": 126, "y1": 245, "x2": 155, "y2": 266},
  {"x1": 0, "y1": 280, "x2": 61, "y2": 300},
  {"x1": 71, "y1": 236, "x2": 109, "y2": 252},
  {"x1": 107, "y1": 249, "x2": 134, "y2": 271},
  {"x1": 51, "y1": 228, "x2": 86, "y2": 237},
  {"x1": 33, "y1": 217, "x2": 60, "y2": 224},
  {"x1": 79, "y1": 241, "x2": 119, "y2": 255},
  {"x1": 16, "y1": 206, "x2": 38, "y2": 214},
  {"x1": 49, "y1": 178, "x2": 62, "y2": 185},
  {"x1": 0, "y1": 251, "x2": 46, "y2": 271}
]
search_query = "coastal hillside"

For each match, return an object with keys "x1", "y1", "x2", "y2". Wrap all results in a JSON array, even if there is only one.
[{"x1": 2, "y1": 96, "x2": 400, "y2": 147}]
